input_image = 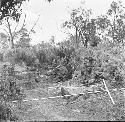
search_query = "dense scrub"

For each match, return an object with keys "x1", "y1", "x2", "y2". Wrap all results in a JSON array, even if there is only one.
[
  {"x1": 0, "y1": 1, "x2": 125, "y2": 121},
  {"x1": 0, "y1": 63, "x2": 26, "y2": 121}
]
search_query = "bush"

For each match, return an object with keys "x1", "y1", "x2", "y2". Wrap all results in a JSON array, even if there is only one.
[
  {"x1": 68, "y1": 44, "x2": 125, "y2": 88},
  {"x1": 3, "y1": 49, "x2": 15, "y2": 63},
  {"x1": 0, "y1": 63, "x2": 26, "y2": 121},
  {"x1": 0, "y1": 102, "x2": 18, "y2": 121},
  {"x1": 0, "y1": 64, "x2": 25, "y2": 102},
  {"x1": 0, "y1": 53, "x2": 3, "y2": 61},
  {"x1": 108, "y1": 101, "x2": 125, "y2": 121},
  {"x1": 46, "y1": 64, "x2": 68, "y2": 83},
  {"x1": 3, "y1": 48, "x2": 36, "y2": 67},
  {"x1": 35, "y1": 49, "x2": 47, "y2": 65}
]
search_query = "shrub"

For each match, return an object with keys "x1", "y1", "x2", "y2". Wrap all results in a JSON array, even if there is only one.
[
  {"x1": 109, "y1": 101, "x2": 125, "y2": 121},
  {"x1": 3, "y1": 49, "x2": 15, "y2": 64},
  {"x1": 0, "y1": 53, "x2": 3, "y2": 61},
  {"x1": 0, "y1": 64, "x2": 25, "y2": 102},
  {"x1": 3, "y1": 48, "x2": 36, "y2": 67},
  {"x1": 0, "y1": 102, "x2": 18, "y2": 121},
  {"x1": 0, "y1": 64, "x2": 26, "y2": 121},
  {"x1": 35, "y1": 49, "x2": 47, "y2": 65},
  {"x1": 69, "y1": 44, "x2": 125, "y2": 88}
]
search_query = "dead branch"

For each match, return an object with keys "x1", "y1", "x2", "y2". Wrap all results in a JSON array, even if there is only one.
[{"x1": 28, "y1": 14, "x2": 41, "y2": 35}]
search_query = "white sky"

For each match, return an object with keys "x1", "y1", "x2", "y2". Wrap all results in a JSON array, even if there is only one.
[{"x1": 1, "y1": 0, "x2": 125, "y2": 45}]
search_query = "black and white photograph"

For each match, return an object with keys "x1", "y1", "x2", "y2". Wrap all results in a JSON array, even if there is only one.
[{"x1": 0, "y1": 0, "x2": 125, "y2": 121}]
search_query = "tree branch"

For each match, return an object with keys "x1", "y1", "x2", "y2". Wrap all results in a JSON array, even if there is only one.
[
  {"x1": 28, "y1": 14, "x2": 41, "y2": 35},
  {"x1": 6, "y1": 17, "x2": 14, "y2": 48},
  {"x1": 13, "y1": 13, "x2": 26, "y2": 38},
  {"x1": 0, "y1": 28, "x2": 9, "y2": 36},
  {"x1": 57, "y1": 26, "x2": 74, "y2": 37},
  {"x1": 6, "y1": 17, "x2": 13, "y2": 39}
]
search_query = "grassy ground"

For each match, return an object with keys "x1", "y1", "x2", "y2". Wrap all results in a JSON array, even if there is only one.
[
  {"x1": 1, "y1": 62, "x2": 125, "y2": 121},
  {"x1": 11, "y1": 81, "x2": 125, "y2": 121}
]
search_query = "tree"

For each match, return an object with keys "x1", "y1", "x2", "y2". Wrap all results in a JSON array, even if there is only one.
[
  {"x1": 0, "y1": 0, "x2": 53, "y2": 49},
  {"x1": 62, "y1": 8, "x2": 84, "y2": 47},
  {"x1": 0, "y1": 0, "x2": 53, "y2": 20},
  {"x1": 96, "y1": 1, "x2": 125, "y2": 45},
  {"x1": 0, "y1": 0, "x2": 28, "y2": 49},
  {"x1": 0, "y1": 0, "x2": 28, "y2": 21},
  {"x1": 108, "y1": 1, "x2": 125, "y2": 44},
  {"x1": 0, "y1": 13, "x2": 27, "y2": 49},
  {"x1": 0, "y1": 11, "x2": 42, "y2": 49},
  {"x1": 63, "y1": 7, "x2": 101, "y2": 48},
  {"x1": 15, "y1": 28, "x2": 31, "y2": 48}
]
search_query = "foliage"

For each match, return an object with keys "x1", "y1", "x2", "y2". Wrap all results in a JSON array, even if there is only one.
[
  {"x1": 0, "y1": 62, "x2": 26, "y2": 121},
  {"x1": 3, "y1": 48, "x2": 36, "y2": 66},
  {"x1": 0, "y1": 0, "x2": 53, "y2": 21},
  {"x1": 96, "y1": 1, "x2": 125, "y2": 44},
  {"x1": 0, "y1": 52, "x2": 3, "y2": 61},
  {"x1": 33, "y1": 43, "x2": 56, "y2": 67},
  {"x1": 0, "y1": 64, "x2": 25, "y2": 101},
  {"x1": 0, "y1": 0, "x2": 28, "y2": 21},
  {"x1": 15, "y1": 28, "x2": 31, "y2": 48},
  {"x1": 2, "y1": 1, "x2": 124, "y2": 89},
  {"x1": 0, "y1": 102, "x2": 18, "y2": 121},
  {"x1": 0, "y1": 32, "x2": 9, "y2": 51},
  {"x1": 65, "y1": 40, "x2": 125, "y2": 88},
  {"x1": 62, "y1": 7, "x2": 101, "y2": 48}
]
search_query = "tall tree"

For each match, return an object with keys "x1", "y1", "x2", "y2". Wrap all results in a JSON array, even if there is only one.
[
  {"x1": 0, "y1": 0, "x2": 28, "y2": 49},
  {"x1": 96, "y1": 1, "x2": 125, "y2": 45},
  {"x1": 0, "y1": 0, "x2": 53, "y2": 49},
  {"x1": 0, "y1": 14, "x2": 27, "y2": 49},
  {"x1": 63, "y1": 7, "x2": 100, "y2": 48}
]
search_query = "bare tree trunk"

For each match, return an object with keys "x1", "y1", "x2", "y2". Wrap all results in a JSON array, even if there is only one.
[
  {"x1": 112, "y1": 9, "x2": 116, "y2": 43},
  {"x1": 0, "y1": 0, "x2": 2, "y2": 9},
  {"x1": 84, "y1": 34, "x2": 89, "y2": 48},
  {"x1": 7, "y1": 17, "x2": 14, "y2": 49},
  {"x1": 76, "y1": 27, "x2": 78, "y2": 47}
]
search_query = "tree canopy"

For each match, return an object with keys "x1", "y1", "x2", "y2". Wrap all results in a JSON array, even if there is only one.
[
  {"x1": 0, "y1": 0, "x2": 28, "y2": 21},
  {"x1": 0, "y1": 0, "x2": 53, "y2": 21}
]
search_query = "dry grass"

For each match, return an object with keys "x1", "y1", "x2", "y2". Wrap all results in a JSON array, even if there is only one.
[
  {"x1": 10, "y1": 83, "x2": 125, "y2": 121},
  {"x1": 1, "y1": 63, "x2": 125, "y2": 121}
]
